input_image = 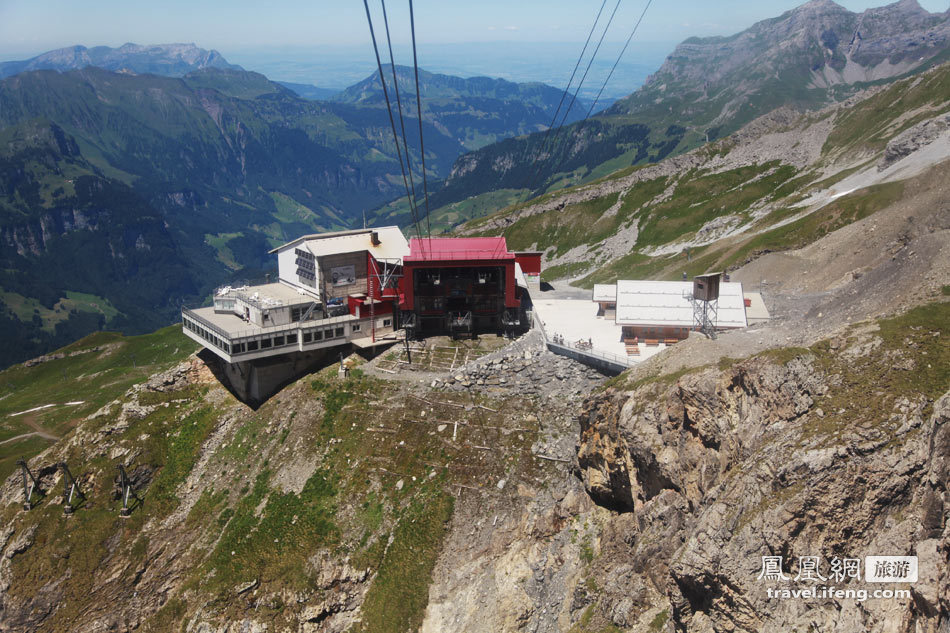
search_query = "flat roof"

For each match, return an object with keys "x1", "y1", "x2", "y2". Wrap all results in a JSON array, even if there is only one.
[
  {"x1": 404, "y1": 237, "x2": 515, "y2": 262},
  {"x1": 220, "y1": 282, "x2": 318, "y2": 307},
  {"x1": 271, "y1": 226, "x2": 410, "y2": 264},
  {"x1": 592, "y1": 284, "x2": 616, "y2": 302},
  {"x1": 616, "y1": 280, "x2": 747, "y2": 328},
  {"x1": 743, "y1": 292, "x2": 771, "y2": 321}
]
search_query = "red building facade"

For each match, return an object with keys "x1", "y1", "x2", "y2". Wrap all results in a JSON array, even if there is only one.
[{"x1": 398, "y1": 237, "x2": 527, "y2": 337}]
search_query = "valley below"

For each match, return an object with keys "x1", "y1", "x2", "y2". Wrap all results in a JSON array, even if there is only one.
[{"x1": 0, "y1": 2, "x2": 949, "y2": 631}]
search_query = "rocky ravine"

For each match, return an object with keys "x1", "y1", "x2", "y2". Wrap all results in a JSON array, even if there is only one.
[
  {"x1": 419, "y1": 297, "x2": 948, "y2": 632},
  {"x1": 572, "y1": 341, "x2": 947, "y2": 631}
]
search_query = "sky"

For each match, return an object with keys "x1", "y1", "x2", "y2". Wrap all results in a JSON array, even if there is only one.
[
  {"x1": 1, "y1": 0, "x2": 947, "y2": 58},
  {"x1": 1, "y1": 0, "x2": 947, "y2": 97}
]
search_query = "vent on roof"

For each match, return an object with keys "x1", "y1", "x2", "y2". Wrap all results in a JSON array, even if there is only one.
[{"x1": 371, "y1": 231, "x2": 380, "y2": 246}]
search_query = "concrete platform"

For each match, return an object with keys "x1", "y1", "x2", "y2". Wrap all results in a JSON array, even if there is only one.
[{"x1": 532, "y1": 298, "x2": 673, "y2": 364}]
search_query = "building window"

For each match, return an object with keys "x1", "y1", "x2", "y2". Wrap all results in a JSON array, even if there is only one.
[
  {"x1": 274, "y1": 336, "x2": 285, "y2": 346},
  {"x1": 383, "y1": 318, "x2": 392, "y2": 327},
  {"x1": 314, "y1": 330, "x2": 323, "y2": 341},
  {"x1": 335, "y1": 327, "x2": 344, "y2": 337},
  {"x1": 261, "y1": 338, "x2": 272, "y2": 349},
  {"x1": 287, "y1": 334, "x2": 297, "y2": 344},
  {"x1": 247, "y1": 340, "x2": 259, "y2": 351},
  {"x1": 303, "y1": 332, "x2": 312, "y2": 343},
  {"x1": 352, "y1": 324, "x2": 361, "y2": 333}
]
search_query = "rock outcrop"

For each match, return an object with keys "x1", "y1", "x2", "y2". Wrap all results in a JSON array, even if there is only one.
[{"x1": 572, "y1": 349, "x2": 949, "y2": 632}]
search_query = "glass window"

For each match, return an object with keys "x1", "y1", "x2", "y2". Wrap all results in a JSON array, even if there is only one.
[
  {"x1": 287, "y1": 334, "x2": 297, "y2": 344},
  {"x1": 335, "y1": 327, "x2": 344, "y2": 337},
  {"x1": 352, "y1": 324, "x2": 361, "y2": 332},
  {"x1": 274, "y1": 336, "x2": 285, "y2": 346},
  {"x1": 247, "y1": 340, "x2": 259, "y2": 351},
  {"x1": 261, "y1": 338, "x2": 272, "y2": 349}
]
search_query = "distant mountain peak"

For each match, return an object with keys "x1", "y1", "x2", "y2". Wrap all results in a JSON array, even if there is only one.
[
  {"x1": 798, "y1": 0, "x2": 847, "y2": 11},
  {"x1": 0, "y1": 43, "x2": 240, "y2": 80}
]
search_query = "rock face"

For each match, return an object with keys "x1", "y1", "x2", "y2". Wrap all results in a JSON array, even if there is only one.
[
  {"x1": 615, "y1": 0, "x2": 950, "y2": 115},
  {"x1": 879, "y1": 112, "x2": 950, "y2": 170},
  {"x1": 435, "y1": 0, "x2": 950, "y2": 210},
  {"x1": 573, "y1": 352, "x2": 950, "y2": 632}
]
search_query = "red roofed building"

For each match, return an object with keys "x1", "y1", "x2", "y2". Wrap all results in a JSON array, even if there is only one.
[{"x1": 399, "y1": 237, "x2": 528, "y2": 338}]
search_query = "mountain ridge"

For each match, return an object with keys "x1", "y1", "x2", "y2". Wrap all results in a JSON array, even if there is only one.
[
  {"x1": 402, "y1": 0, "x2": 950, "y2": 232},
  {"x1": 0, "y1": 62, "x2": 609, "y2": 368},
  {"x1": 0, "y1": 43, "x2": 240, "y2": 79}
]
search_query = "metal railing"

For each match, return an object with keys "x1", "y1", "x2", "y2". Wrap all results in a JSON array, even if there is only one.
[
  {"x1": 406, "y1": 249, "x2": 514, "y2": 262},
  {"x1": 533, "y1": 311, "x2": 635, "y2": 370},
  {"x1": 182, "y1": 307, "x2": 356, "y2": 343}
]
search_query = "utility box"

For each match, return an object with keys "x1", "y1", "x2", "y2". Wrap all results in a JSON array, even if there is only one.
[{"x1": 693, "y1": 273, "x2": 722, "y2": 302}]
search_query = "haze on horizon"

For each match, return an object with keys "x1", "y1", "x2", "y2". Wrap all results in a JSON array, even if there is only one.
[{"x1": 2, "y1": 0, "x2": 947, "y2": 98}]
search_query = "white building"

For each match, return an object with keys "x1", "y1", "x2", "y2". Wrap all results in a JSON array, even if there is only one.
[
  {"x1": 615, "y1": 279, "x2": 748, "y2": 343},
  {"x1": 182, "y1": 226, "x2": 410, "y2": 363}
]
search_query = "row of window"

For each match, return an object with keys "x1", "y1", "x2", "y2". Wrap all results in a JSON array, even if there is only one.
[
  {"x1": 185, "y1": 316, "x2": 351, "y2": 357},
  {"x1": 185, "y1": 316, "x2": 393, "y2": 357},
  {"x1": 183, "y1": 318, "x2": 232, "y2": 354},
  {"x1": 214, "y1": 299, "x2": 236, "y2": 312}
]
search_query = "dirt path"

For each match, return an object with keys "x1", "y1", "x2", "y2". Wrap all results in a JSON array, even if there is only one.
[
  {"x1": 22, "y1": 413, "x2": 60, "y2": 441},
  {"x1": 0, "y1": 430, "x2": 56, "y2": 446}
]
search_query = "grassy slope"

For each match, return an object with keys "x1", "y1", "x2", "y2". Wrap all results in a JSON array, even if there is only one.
[
  {"x1": 607, "y1": 302, "x2": 949, "y2": 448},
  {"x1": 1, "y1": 342, "x2": 555, "y2": 631},
  {"x1": 443, "y1": 63, "x2": 950, "y2": 288},
  {"x1": 0, "y1": 326, "x2": 198, "y2": 481}
]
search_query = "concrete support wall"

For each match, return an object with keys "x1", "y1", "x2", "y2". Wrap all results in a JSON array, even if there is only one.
[{"x1": 221, "y1": 347, "x2": 338, "y2": 405}]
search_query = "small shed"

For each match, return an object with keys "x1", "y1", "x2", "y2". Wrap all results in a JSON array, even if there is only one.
[{"x1": 592, "y1": 284, "x2": 617, "y2": 318}]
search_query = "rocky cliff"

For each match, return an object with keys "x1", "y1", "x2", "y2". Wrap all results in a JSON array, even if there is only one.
[
  {"x1": 570, "y1": 307, "x2": 949, "y2": 631},
  {"x1": 0, "y1": 292, "x2": 945, "y2": 632}
]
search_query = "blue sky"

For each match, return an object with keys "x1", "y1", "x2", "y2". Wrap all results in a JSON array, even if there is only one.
[{"x1": 1, "y1": 0, "x2": 947, "y2": 57}]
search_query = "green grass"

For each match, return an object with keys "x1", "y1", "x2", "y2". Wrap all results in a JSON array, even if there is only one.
[
  {"x1": 649, "y1": 609, "x2": 670, "y2": 632},
  {"x1": 635, "y1": 163, "x2": 798, "y2": 248},
  {"x1": 269, "y1": 191, "x2": 341, "y2": 231},
  {"x1": 5, "y1": 385, "x2": 214, "y2": 631},
  {"x1": 0, "y1": 289, "x2": 120, "y2": 332},
  {"x1": 0, "y1": 435, "x2": 50, "y2": 483},
  {"x1": 207, "y1": 468, "x2": 340, "y2": 593},
  {"x1": 354, "y1": 492, "x2": 454, "y2": 633},
  {"x1": 0, "y1": 325, "x2": 197, "y2": 477},
  {"x1": 429, "y1": 189, "x2": 526, "y2": 234},
  {"x1": 823, "y1": 64, "x2": 950, "y2": 155},
  {"x1": 500, "y1": 192, "x2": 621, "y2": 256},
  {"x1": 577, "y1": 252, "x2": 681, "y2": 288},
  {"x1": 576, "y1": 176, "x2": 906, "y2": 287},
  {"x1": 143, "y1": 402, "x2": 217, "y2": 516},
  {"x1": 542, "y1": 260, "x2": 593, "y2": 282},
  {"x1": 203, "y1": 232, "x2": 243, "y2": 270},
  {"x1": 2, "y1": 332, "x2": 552, "y2": 630},
  {"x1": 717, "y1": 180, "x2": 905, "y2": 270}
]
